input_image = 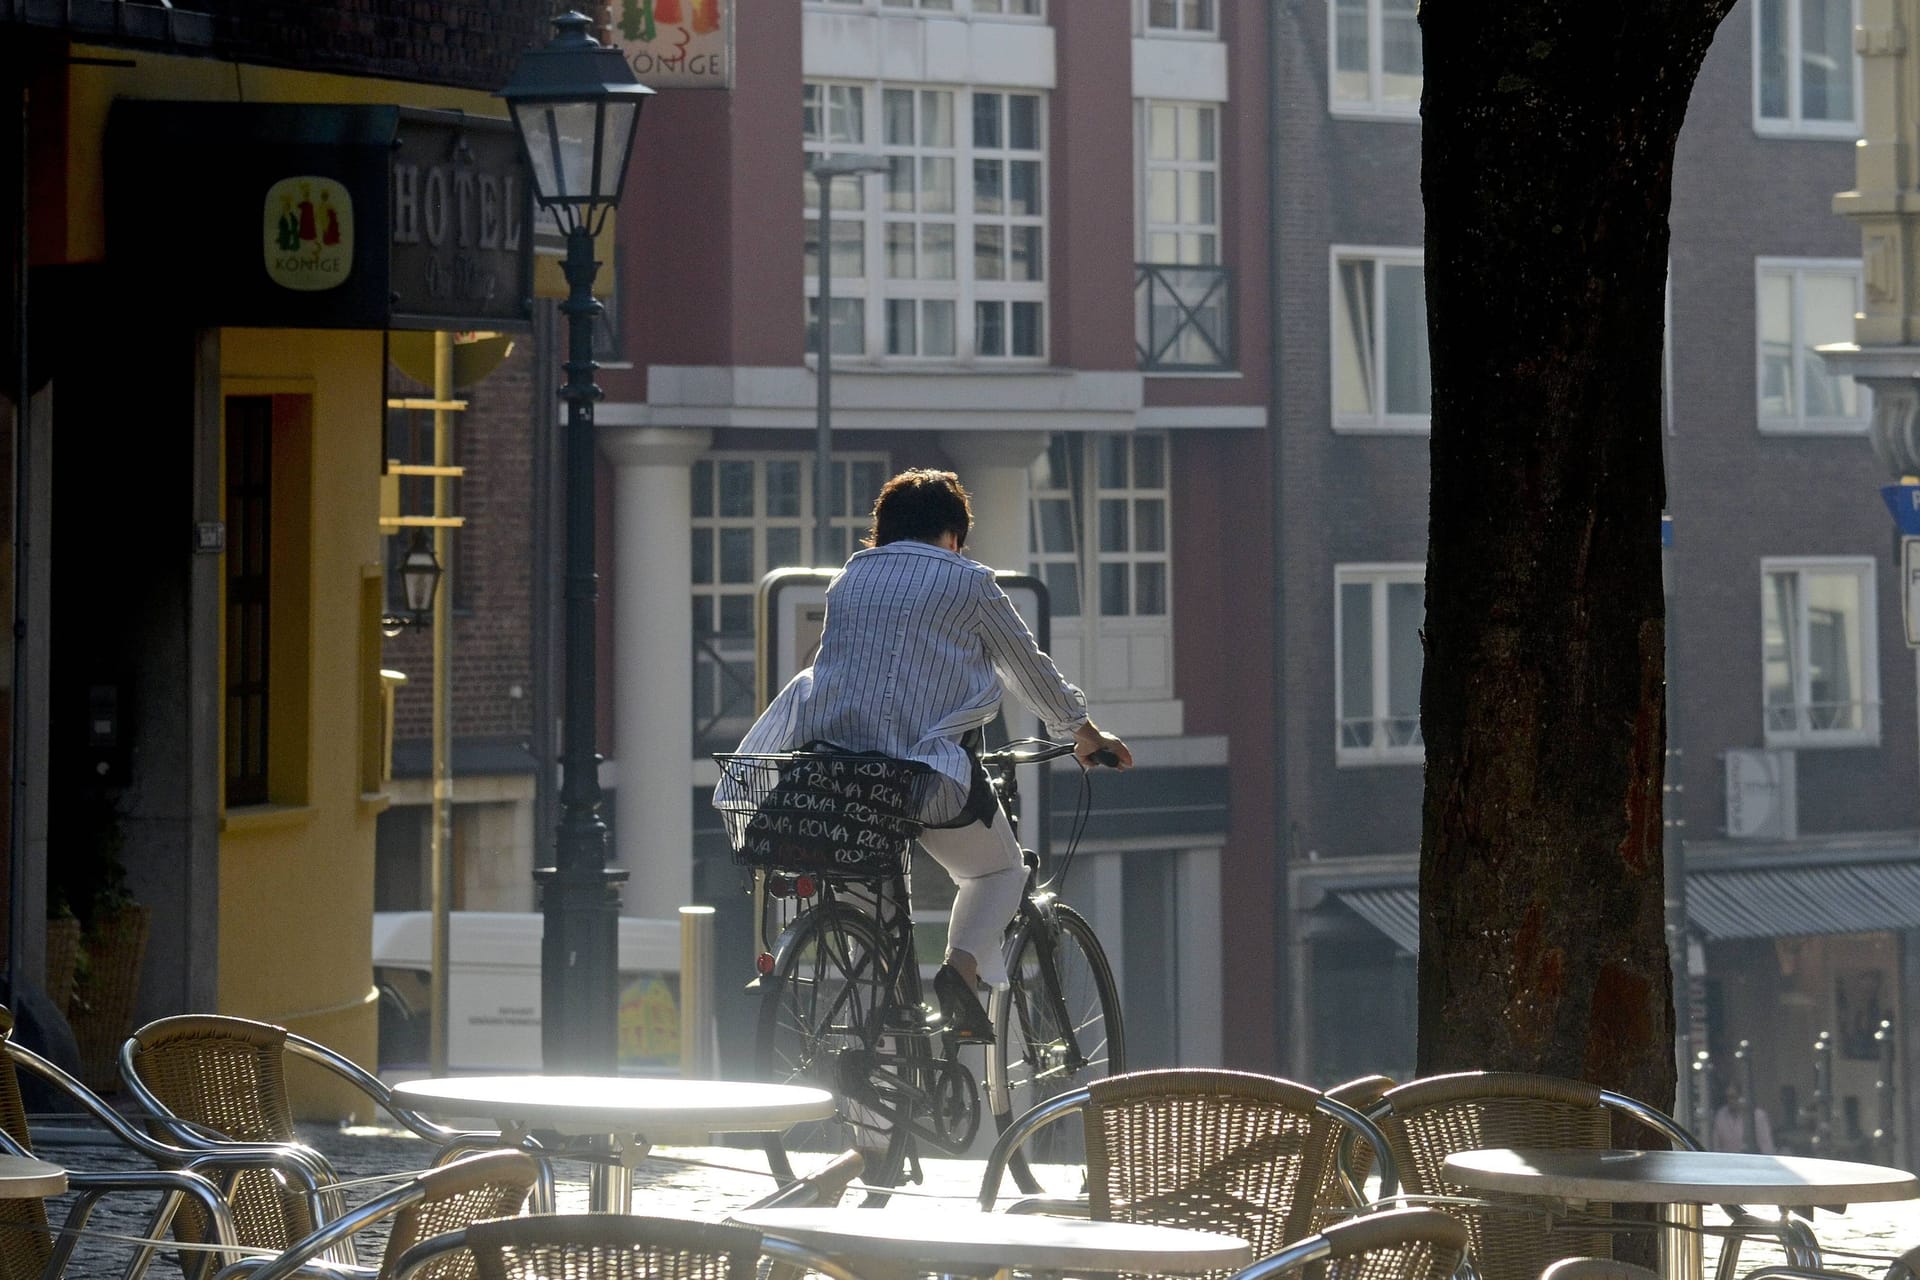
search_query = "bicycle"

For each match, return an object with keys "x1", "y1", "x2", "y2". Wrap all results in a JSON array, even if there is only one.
[{"x1": 714, "y1": 738, "x2": 1126, "y2": 1200}]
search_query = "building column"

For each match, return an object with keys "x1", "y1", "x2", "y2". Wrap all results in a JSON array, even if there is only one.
[
  {"x1": 938, "y1": 430, "x2": 1049, "y2": 572},
  {"x1": 602, "y1": 426, "x2": 712, "y2": 918}
]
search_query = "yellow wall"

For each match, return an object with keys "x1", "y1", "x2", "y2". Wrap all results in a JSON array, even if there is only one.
[{"x1": 217, "y1": 328, "x2": 388, "y2": 1118}]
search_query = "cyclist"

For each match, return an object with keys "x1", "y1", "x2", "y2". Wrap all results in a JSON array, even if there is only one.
[{"x1": 722, "y1": 468, "x2": 1132, "y2": 1041}]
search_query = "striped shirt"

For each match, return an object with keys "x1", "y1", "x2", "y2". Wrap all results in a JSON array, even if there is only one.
[{"x1": 723, "y1": 540, "x2": 1089, "y2": 807}]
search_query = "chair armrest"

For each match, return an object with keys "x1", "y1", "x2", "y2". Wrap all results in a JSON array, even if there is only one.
[
  {"x1": 976, "y1": 1087, "x2": 1092, "y2": 1210},
  {"x1": 283, "y1": 1034, "x2": 484, "y2": 1146},
  {"x1": 211, "y1": 1179, "x2": 425, "y2": 1280},
  {"x1": 1003, "y1": 1196, "x2": 1091, "y2": 1217}
]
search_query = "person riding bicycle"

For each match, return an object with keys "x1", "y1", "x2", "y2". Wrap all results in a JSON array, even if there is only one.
[{"x1": 722, "y1": 468, "x2": 1132, "y2": 1042}]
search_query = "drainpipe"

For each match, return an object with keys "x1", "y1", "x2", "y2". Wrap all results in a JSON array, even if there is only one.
[
  {"x1": 1266, "y1": 0, "x2": 1300, "y2": 1078},
  {"x1": 7, "y1": 64, "x2": 30, "y2": 1007}
]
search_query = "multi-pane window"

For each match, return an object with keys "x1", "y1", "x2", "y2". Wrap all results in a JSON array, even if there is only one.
[
  {"x1": 225, "y1": 397, "x2": 273, "y2": 807},
  {"x1": 1762, "y1": 558, "x2": 1879, "y2": 747},
  {"x1": 691, "y1": 454, "x2": 888, "y2": 751},
  {"x1": 1146, "y1": 0, "x2": 1214, "y2": 33},
  {"x1": 1331, "y1": 0, "x2": 1421, "y2": 116},
  {"x1": 1028, "y1": 433, "x2": 1170, "y2": 621},
  {"x1": 1336, "y1": 565, "x2": 1425, "y2": 765},
  {"x1": 1138, "y1": 101, "x2": 1227, "y2": 370},
  {"x1": 876, "y1": 0, "x2": 1042, "y2": 11},
  {"x1": 1332, "y1": 248, "x2": 1430, "y2": 432},
  {"x1": 805, "y1": 79, "x2": 1047, "y2": 361},
  {"x1": 1757, "y1": 259, "x2": 1866, "y2": 433},
  {"x1": 1755, "y1": 0, "x2": 1858, "y2": 135}
]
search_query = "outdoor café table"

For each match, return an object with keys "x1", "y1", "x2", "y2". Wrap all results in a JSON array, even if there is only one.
[
  {"x1": 734, "y1": 1206, "x2": 1253, "y2": 1280},
  {"x1": 393, "y1": 1076, "x2": 834, "y2": 1213},
  {"x1": 0, "y1": 1155, "x2": 65, "y2": 1198},
  {"x1": 1442, "y1": 1147, "x2": 1920, "y2": 1280}
]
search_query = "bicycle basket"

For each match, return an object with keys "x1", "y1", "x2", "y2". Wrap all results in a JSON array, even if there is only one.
[{"x1": 714, "y1": 750, "x2": 931, "y2": 877}]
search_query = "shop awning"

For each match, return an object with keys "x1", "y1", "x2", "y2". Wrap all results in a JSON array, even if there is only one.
[
  {"x1": 1685, "y1": 861, "x2": 1920, "y2": 941},
  {"x1": 1329, "y1": 858, "x2": 1920, "y2": 952},
  {"x1": 1335, "y1": 888, "x2": 1421, "y2": 954}
]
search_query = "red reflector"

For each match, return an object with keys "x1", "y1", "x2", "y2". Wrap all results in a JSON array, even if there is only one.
[
  {"x1": 756, "y1": 952, "x2": 776, "y2": 975},
  {"x1": 794, "y1": 875, "x2": 816, "y2": 898}
]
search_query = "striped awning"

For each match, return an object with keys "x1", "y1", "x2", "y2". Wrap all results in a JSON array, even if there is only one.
[{"x1": 1330, "y1": 858, "x2": 1920, "y2": 952}]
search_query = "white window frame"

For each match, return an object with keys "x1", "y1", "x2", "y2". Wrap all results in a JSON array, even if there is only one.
[
  {"x1": 691, "y1": 453, "x2": 890, "y2": 747},
  {"x1": 1334, "y1": 564, "x2": 1425, "y2": 766},
  {"x1": 1138, "y1": 100, "x2": 1220, "y2": 267},
  {"x1": 1752, "y1": 0, "x2": 1862, "y2": 138},
  {"x1": 805, "y1": 78, "x2": 1048, "y2": 364},
  {"x1": 1142, "y1": 0, "x2": 1216, "y2": 35},
  {"x1": 1760, "y1": 556, "x2": 1880, "y2": 749},
  {"x1": 1330, "y1": 244, "x2": 1430, "y2": 434},
  {"x1": 1328, "y1": 0, "x2": 1422, "y2": 120},
  {"x1": 1755, "y1": 257, "x2": 1869, "y2": 435},
  {"x1": 1027, "y1": 432, "x2": 1175, "y2": 703}
]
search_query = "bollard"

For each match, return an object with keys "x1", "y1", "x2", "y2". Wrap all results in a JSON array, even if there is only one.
[
  {"x1": 679, "y1": 906, "x2": 717, "y2": 1079},
  {"x1": 1874, "y1": 1018, "x2": 1896, "y2": 1165},
  {"x1": 1812, "y1": 1030, "x2": 1835, "y2": 1154},
  {"x1": 1735, "y1": 1039, "x2": 1758, "y2": 1153}
]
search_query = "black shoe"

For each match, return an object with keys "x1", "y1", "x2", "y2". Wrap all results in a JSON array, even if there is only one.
[
  {"x1": 886, "y1": 1001, "x2": 945, "y2": 1033},
  {"x1": 932, "y1": 965, "x2": 994, "y2": 1043}
]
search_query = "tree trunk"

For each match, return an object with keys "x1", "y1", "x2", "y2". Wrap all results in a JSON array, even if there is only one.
[{"x1": 1417, "y1": 1, "x2": 1732, "y2": 1108}]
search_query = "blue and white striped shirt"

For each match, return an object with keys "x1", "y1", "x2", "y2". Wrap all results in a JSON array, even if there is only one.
[{"x1": 724, "y1": 541, "x2": 1089, "y2": 806}]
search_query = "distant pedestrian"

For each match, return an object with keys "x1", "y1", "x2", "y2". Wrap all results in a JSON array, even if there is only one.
[{"x1": 1712, "y1": 1081, "x2": 1775, "y2": 1153}]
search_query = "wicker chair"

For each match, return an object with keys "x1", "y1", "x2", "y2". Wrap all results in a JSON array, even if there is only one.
[
  {"x1": 387, "y1": 1213, "x2": 872, "y2": 1280},
  {"x1": 978, "y1": 1068, "x2": 1401, "y2": 1269},
  {"x1": 208, "y1": 1148, "x2": 538, "y2": 1280},
  {"x1": 0, "y1": 1007, "x2": 245, "y2": 1280},
  {"x1": 1227, "y1": 1207, "x2": 1471, "y2": 1280},
  {"x1": 120, "y1": 1014, "x2": 535, "y2": 1269},
  {"x1": 1361, "y1": 1072, "x2": 1819, "y2": 1280}
]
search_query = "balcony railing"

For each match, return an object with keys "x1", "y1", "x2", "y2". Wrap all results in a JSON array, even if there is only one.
[{"x1": 1135, "y1": 262, "x2": 1232, "y2": 372}]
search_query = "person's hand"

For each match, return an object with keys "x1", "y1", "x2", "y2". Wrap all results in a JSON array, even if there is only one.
[{"x1": 1073, "y1": 721, "x2": 1133, "y2": 770}]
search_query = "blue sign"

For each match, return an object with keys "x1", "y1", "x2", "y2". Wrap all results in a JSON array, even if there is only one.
[{"x1": 1883, "y1": 483, "x2": 1920, "y2": 536}]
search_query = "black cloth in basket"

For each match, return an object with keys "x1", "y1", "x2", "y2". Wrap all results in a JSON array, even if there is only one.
[{"x1": 715, "y1": 748, "x2": 933, "y2": 877}]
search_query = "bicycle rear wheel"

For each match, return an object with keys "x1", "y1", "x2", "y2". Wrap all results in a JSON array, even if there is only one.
[
  {"x1": 988, "y1": 902, "x2": 1125, "y2": 1198},
  {"x1": 755, "y1": 903, "x2": 926, "y2": 1193}
]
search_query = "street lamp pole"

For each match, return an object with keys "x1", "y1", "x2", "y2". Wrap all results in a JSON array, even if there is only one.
[
  {"x1": 501, "y1": 11, "x2": 652, "y2": 1073},
  {"x1": 810, "y1": 156, "x2": 887, "y2": 566}
]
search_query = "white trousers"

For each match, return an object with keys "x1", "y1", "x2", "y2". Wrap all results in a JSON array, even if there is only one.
[{"x1": 918, "y1": 779, "x2": 1023, "y2": 989}]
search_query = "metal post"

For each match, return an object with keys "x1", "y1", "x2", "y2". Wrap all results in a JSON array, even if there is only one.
[
  {"x1": 813, "y1": 175, "x2": 834, "y2": 568},
  {"x1": 1735, "y1": 1038, "x2": 1757, "y2": 1152},
  {"x1": 536, "y1": 222, "x2": 626, "y2": 1073},
  {"x1": 678, "y1": 905, "x2": 715, "y2": 1079},
  {"x1": 429, "y1": 331, "x2": 455, "y2": 1077},
  {"x1": 1813, "y1": 1030, "x2": 1835, "y2": 1153},
  {"x1": 6, "y1": 72, "x2": 29, "y2": 1010},
  {"x1": 1689, "y1": 1049, "x2": 1712, "y2": 1135},
  {"x1": 1875, "y1": 1018, "x2": 1896, "y2": 1163}
]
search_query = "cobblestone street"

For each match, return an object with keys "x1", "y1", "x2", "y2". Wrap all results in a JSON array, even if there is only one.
[{"x1": 25, "y1": 1120, "x2": 1920, "y2": 1278}]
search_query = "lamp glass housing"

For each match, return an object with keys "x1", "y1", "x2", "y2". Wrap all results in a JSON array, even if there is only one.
[
  {"x1": 400, "y1": 533, "x2": 443, "y2": 617},
  {"x1": 499, "y1": 12, "x2": 652, "y2": 213}
]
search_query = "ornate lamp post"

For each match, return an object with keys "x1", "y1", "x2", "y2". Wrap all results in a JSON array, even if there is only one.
[
  {"x1": 500, "y1": 11, "x2": 652, "y2": 1072},
  {"x1": 379, "y1": 529, "x2": 444, "y2": 634}
]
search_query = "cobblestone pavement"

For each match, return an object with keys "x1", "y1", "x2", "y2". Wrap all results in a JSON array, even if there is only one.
[{"x1": 25, "y1": 1120, "x2": 1920, "y2": 1277}]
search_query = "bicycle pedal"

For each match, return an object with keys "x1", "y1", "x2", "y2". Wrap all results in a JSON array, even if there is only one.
[{"x1": 886, "y1": 1002, "x2": 944, "y2": 1033}]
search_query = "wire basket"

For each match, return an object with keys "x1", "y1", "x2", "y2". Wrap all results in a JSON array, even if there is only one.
[{"x1": 715, "y1": 750, "x2": 932, "y2": 877}]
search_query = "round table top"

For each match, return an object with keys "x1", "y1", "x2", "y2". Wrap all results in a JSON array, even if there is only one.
[
  {"x1": 393, "y1": 1076, "x2": 836, "y2": 1140},
  {"x1": 1443, "y1": 1148, "x2": 1920, "y2": 1206},
  {"x1": 0, "y1": 1155, "x2": 67, "y2": 1198},
  {"x1": 735, "y1": 1207, "x2": 1252, "y2": 1275}
]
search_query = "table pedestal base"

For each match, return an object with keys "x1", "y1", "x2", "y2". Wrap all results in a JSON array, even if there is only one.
[{"x1": 1658, "y1": 1203, "x2": 1704, "y2": 1280}]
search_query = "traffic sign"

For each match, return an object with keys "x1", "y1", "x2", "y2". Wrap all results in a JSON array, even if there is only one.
[{"x1": 1882, "y1": 482, "x2": 1920, "y2": 536}]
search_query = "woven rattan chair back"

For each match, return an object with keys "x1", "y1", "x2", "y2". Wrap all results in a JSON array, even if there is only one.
[
  {"x1": 1371, "y1": 1072, "x2": 1626, "y2": 1280},
  {"x1": 461, "y1": 1214, "x2": 764, "y2": 1280},
  {"x1": 0, "y1": 1012, "x2": 50, "y2": 1280},
  {"x1": 375, "y1": 1150, "x2": 538, "y2": 1280},
  {"x1": 1081, "y1": 1068, "x2": 1340, "y2": 1271},
  {"x1": 126, "y1": 1015, "x2": 311, "y2": 1250}
]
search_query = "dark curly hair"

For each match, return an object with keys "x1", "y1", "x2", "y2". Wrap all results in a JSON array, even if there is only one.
[{"x1": 864, "y1": 468, "x2": 973, "y2": 548}]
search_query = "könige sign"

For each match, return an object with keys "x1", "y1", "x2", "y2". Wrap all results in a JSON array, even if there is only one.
[{"x1": 609, "y1": 0, "x2": 732, "y2": 89}]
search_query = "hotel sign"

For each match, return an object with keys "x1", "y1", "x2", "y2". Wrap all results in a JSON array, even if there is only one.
[
  {"x1": 608, "y1": 0, "x2": 732, "y2": 89},
  {"x1": 107, "y1": 103, "x2": 534, "y2": 330}
]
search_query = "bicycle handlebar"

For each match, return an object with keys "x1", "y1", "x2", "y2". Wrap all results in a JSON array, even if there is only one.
[{"x1": 978, "y1": 738, "x2": 1121, "y2": 769}]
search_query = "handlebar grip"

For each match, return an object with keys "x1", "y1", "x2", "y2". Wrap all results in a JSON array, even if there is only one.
[{"x1": 1088, "y1": 748, "x2": 1120, "y2": 768}]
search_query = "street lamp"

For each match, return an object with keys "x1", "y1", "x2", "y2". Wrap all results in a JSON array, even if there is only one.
[
  {"x1": 809, "y1": 154, "x2": 889, "y2": 566},
  {"x1": 380, "y1": 529, "x2": 444, "y2": 635},
  {"x1": 500, "y1": 10, "x2": 652, "y2": 1073}
]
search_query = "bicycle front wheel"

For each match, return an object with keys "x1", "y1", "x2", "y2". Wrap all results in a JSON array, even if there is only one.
[
  {"x1": 988, "y1": 901, "x2": 1125, "y2": 1197},
  {"x1": 755, "y1": 903, "x2": 925, "y2": 1191}
]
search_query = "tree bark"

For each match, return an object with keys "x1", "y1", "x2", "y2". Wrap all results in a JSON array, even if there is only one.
[{"x1": 1417, "y1": 0, "x2": 1733, "y2": 1109}]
